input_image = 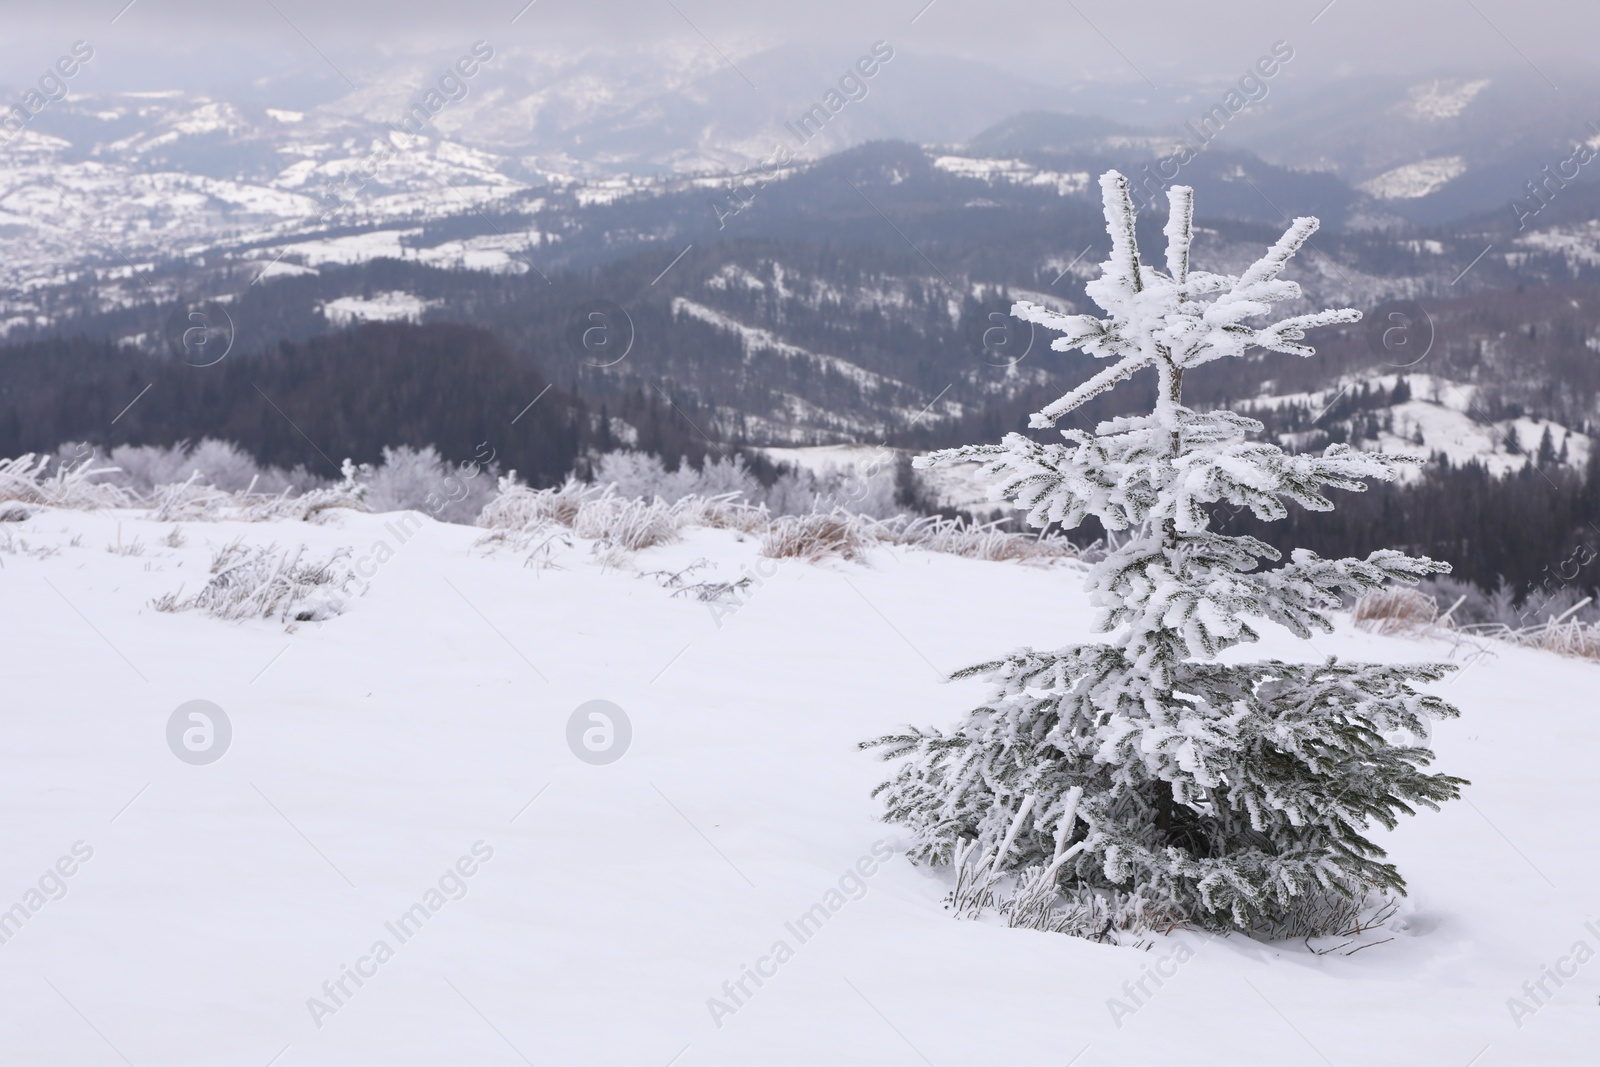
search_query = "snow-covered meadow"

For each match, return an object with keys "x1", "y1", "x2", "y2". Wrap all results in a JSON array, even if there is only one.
[{"x1": 0, "y1": 493, "x2": 1595, "y2": 1065}]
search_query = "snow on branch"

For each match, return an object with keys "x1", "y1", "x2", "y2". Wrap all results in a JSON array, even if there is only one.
[{"x1": 1016, "y1": 171, "x2": 1357, "y2": 427}]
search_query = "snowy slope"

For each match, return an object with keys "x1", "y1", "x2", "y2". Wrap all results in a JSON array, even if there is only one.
[
  {"x1": 1243, "y1": 373, "x2": 1593, "y2": 478},
  {"x1": 1358, "y1": 156, "x2": 1468, "y2": 200},
  {"x1": 0, "y1": 506, "x2": 1594, "y2": 1065}
]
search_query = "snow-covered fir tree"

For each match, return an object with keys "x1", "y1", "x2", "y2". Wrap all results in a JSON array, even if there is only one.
[{"x1": 865, "y1": 172, "x2": 1467, "y2": 936}]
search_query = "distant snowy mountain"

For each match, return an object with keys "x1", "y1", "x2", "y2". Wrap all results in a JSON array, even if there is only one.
[
  {"x1": 6, "y1": 56, "x2": 1600, "y2": 468},
  {"x1": 7, "y1": 54, "x2": 1600, "y2": 302}
]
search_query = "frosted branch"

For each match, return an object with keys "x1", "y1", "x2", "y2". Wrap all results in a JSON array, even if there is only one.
[{"x1": 1164, "y1": 186, "x2": 1194, "y2": 284}]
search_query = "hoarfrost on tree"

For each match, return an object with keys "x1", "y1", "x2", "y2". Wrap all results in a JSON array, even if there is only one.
[{"x1": 866, "y1": 171, "x2": 1466, "y2": 937}]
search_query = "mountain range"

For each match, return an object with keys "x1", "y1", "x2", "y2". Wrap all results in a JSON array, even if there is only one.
[{"x1": 5, "y1": 49, "x2": 1600, "y2": 471}]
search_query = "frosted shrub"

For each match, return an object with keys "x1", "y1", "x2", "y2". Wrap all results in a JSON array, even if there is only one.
[
  {"x1": 592, "y1": 451, "x2": 672, "y2": 500},
  {"x1": 15, "y1": 439, "x2": 331, "y2": 517},
  {"x1": 365, "y1": 444, "x2": 496, "y2": 524},
  {"x1": 866, "y1": 173, "x2": 1465, "y2": 938},
  {"x1": 758, "y1": 461, "x2": 900, "y2": 519},
  {"x1": 100, "y1": 442, "x2": 193, "y2": 491},
  {"x1": 154, "y1": 540, "x2": 356, "y2": 625},
  {"x1": 186, "y1": 439, "x2": 277, "y2": 491},
  {"x1": 86, "y1": 439, "x2": 312, "y2": 496},
  {"x1": 107, "y1": 439, "x2": 270, "y2": 494},
  {"x1": 814, "y1": 460, "x2": 900, "y2": 519},
  {"x1": 679, "y1": 454, "x2": 762, "y2": 502},
  {"x1": 592, "y1": 450, "x2": 763, "y2": 505},
  {"x1": 763, "y1": 468, "x2": 822, "y2": 516}
]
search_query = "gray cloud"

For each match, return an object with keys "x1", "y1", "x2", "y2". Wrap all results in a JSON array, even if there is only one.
[
  {"x1": 4, "y1": 0, "x2": 1594, "y2": 93},
  {"x1": 2, "y1": 0, "x2": 1595, "y2": 157}
]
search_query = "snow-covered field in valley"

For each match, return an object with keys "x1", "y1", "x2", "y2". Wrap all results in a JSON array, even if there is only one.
[{"x1": 0, "y1": 504, "x2": 1593, "y2": 1065}]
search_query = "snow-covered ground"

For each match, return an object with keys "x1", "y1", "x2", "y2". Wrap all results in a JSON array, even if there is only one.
[
  {"x1": 931, "y1": 155, "x2": 1091, "y2": 197},
  {"x1": 320, "y1": 291, "x2": 438, "y2": 328},
  {"x1": 1244, "y1": 372, "x2": 1592, "y2": 477},
  {"x1": 1358, "y1": 156, "x2": 1468, "y2": 200},
  {"x1": 0, "y1": 505, "x2": 1595, "y2": 1064}
]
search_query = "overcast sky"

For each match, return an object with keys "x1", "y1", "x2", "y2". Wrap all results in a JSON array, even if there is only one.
[{"x1": 2, "y1": 0, "x2": 1591, "y2": 99}]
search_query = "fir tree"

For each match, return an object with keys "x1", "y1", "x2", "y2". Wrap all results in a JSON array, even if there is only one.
[
  {"x1": 1537, "y1": 426, "x2": 1557, "y2": 467},
  {"x1": 864, "y1": 173, "x2": 1466, "y2": 936}
]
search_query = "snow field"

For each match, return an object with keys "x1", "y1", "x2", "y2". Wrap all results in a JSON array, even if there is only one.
[{"x1": 0, "y1": 506, "x2": 1594, "y2": 1064}]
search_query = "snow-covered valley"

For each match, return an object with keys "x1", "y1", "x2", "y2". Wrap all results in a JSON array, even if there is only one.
[{"x1": 0, "y1": 502, "x2": 1594, "y2": 1065}]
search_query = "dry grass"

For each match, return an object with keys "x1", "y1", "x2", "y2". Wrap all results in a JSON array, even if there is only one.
[
  {"x1": 571, "y1": 495, "x2": 689, "y2": 552},
  {"x1": 1463, "y1": 611, "x2": 1600, "y2": 662},
  {"x1": 1352, "y1": 588, "x2": 1439, "y2": 635},
  {"x1": 1520, "y1": 621, "x2": 1600, "y2": 660},
  {"x1": 763, "y1": 512, "x2": 1077, "y2": 563},
  {"x1": 676, "y1": 493, "x2": 770, "y2": 535},
  {"x1": 761, "y1": 512, "x2": 874, "y2": 561},
  {"x1": 0, "y1": 452, "x2": 367, "y2": 523},
  {"x1": 478, "y1": 477, "x2": 1077, "y2": 568},
  {"x1": 235, "y1": 462, "x2": 368, "y2": 522},
  {"x1": 480, "y1": 481, "x2": 698, "y2": 559},
  {"x1": 3, "y1": 450, "x2": 1076, "y2": 570},
  {"x1": 0, "y1": 454, "x2": 133, "y2": 509},
  {"x1": 887, "y1": 515, "x2": 1077, "y2": 562},
  {"x1": 1356, "y1": 586, "x2": 1600, "y2": 663},
  {"x1": 478, "y1": 477, "x2": 603, "y2": 528},
  {"x1": 149, "y1": 473, "x2": 236, "y2": 522},
  {"x1": 153, "y1": 540, "x2": 355, "y2": 625}
]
